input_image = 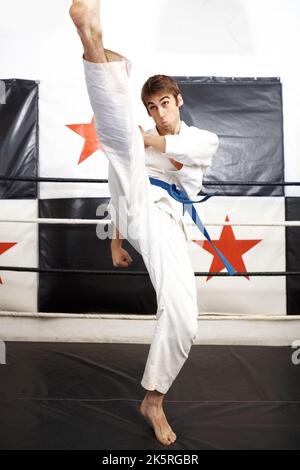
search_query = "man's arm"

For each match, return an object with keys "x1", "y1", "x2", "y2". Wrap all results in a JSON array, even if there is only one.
[
  {"x1": 111, "y1": 225, "x2": 133, "y2": 268},
  {"x1": 139, "y1": 126, "x2": 166, "y2": 153},
  {"x1": 164, "y1": 129, "x2": 219, "y2": 167},
  {"x1": 139, "y1": 127, "x2": 183, "y2": 170},
  {"x1": 142, "y1": 132, "x2": 166, "y2": 153},
  {"x1": 139, "y1": 126, "x2": 218, "y2": 168},
  {"x1": 111, "y1": 224, "x2": 123, "y2": 249}
]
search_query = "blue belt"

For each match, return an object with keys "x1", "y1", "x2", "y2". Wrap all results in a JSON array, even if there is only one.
[{"x1": 149, "y1": 177, "x2": 236, "y2": 276}]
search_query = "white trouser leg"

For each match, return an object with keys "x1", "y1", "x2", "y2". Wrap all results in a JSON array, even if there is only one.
[
  {"x1": 140, "y1": 208, "x2": 198, "y2": 394},
  {"x1": 83, "y1": 59, "x2": 198, "y2": 394}
]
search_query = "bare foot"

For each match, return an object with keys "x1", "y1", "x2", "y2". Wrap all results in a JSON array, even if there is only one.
[
  {"x1": 140, "y1": 392, "x2": 177, "y2": 446},
  {"x1": 69, "y1": 0, "x2": 101, "y2": 34},
  {"x1": 69, "y1": 0, "x2": 108, "y2": 63}
]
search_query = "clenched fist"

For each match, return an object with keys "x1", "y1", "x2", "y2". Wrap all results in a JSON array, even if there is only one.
[{"x1": 111, "y1": 246, "x2": 133, "y2": 268}]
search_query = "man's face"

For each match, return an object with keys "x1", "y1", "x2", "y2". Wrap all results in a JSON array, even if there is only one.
[{"x1": 146, "y1": 91, "x2": 183, "y2": 135}]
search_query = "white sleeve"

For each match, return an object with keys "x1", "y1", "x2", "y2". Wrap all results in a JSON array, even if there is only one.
[{"x1": 164, "y1": 127, "x2": 219, "y2": 166}]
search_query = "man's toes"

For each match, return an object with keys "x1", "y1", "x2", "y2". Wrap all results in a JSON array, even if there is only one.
[{"x1": 158, "y1": 434, "x2": 170, "y2": 446}]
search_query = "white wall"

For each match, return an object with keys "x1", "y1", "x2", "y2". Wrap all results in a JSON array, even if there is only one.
[{"x1": 0, "y1": 0, "x2": 299, "y2": 188}]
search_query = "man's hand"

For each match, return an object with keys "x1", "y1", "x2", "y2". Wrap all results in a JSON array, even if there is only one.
[
  {"x1": 111, "y1": 245, "x2": 133, "y2": 268},
  {"x1": 139, "y1": 126, "x2": 166, "y2": 153},
  {"x1": 169, "y1": 158, "x2": 183, "y2": 170},
  {"x1": 139, "y1": 126, "x2": 150, "y2": 147}
]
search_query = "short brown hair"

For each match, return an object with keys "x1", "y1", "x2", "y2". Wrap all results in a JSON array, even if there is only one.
[{"x1": 141, "y1": 75, "x2": 181, "y2": 110}]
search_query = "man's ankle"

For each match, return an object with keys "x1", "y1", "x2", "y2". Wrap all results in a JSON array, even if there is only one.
[
  {"x1": 78, "y1": 26, "x2": 102, "y2": 42},
  {"x1": 146, "y1": 390, "x2": 165, "y2": 403}
]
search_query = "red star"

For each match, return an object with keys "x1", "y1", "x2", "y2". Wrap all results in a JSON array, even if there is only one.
[
  {"x1": 0, "y1": 242, "x2": 17, "y2": 285},
  {"x1": 66, "y1": 116, "x2": 102, "y2": 164},
  {"x1": 193, "y1": 215, "x2": 262, "y2": 281}
]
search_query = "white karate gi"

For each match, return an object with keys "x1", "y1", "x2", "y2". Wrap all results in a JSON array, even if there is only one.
[{"x1": 83, "y1": 58, "x2": 219, "y2": 394}]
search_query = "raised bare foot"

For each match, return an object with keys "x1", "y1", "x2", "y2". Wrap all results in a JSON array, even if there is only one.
[
  {"x1": 69, "y1": 0, "x2": 107, "y2": 63},
  {"x1": 140, "y1": 392, "x2": 177, "y2": 446},
  {"x1": 69, "y1": 0, "x2": 101, "y2": 34}
]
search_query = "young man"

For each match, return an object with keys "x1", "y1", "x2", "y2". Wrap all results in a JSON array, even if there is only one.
[{"x1": 70, "y1": 0, "x2": 219, "y2": 446}]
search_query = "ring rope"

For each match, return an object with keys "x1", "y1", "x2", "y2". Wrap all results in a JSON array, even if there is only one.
[
  {"x1": 0, "y1": 310, "x2": 298, "y2": 320},
  {"x1": 0, "y1": 265, "x2": 298, "y2": 276},
  {"x1": 0, "y1": 175, "x2": 300, "y2": 186},
  {"x1": 0, "y1": 217, "x2": 299, "y2": 227}
]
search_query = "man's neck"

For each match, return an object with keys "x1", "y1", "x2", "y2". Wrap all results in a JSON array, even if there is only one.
[{"x1": 156, "y1": 120, "x2": 182, "y2": 136}]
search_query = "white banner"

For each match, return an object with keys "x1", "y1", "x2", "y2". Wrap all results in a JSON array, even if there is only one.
[{"x1": 185, "y1": 196, "x2": 286, "y2": 315}]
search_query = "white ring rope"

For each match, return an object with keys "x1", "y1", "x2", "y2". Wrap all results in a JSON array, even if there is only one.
[
  {"x1": 0, "y1": 310, "x2": 299, "y2": 320},
  {"x1": 0, "y1": 218, "x2": 300, "y2": 227}
]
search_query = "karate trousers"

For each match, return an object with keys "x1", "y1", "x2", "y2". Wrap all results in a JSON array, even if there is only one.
[{"x1": 83, "y1": 58, "x2": 198, "y2": 394}]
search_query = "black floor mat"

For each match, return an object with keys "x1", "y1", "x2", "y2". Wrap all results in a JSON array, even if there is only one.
[{"x1": 0, "y1": 342, "x2": 299, "y2": 449}]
